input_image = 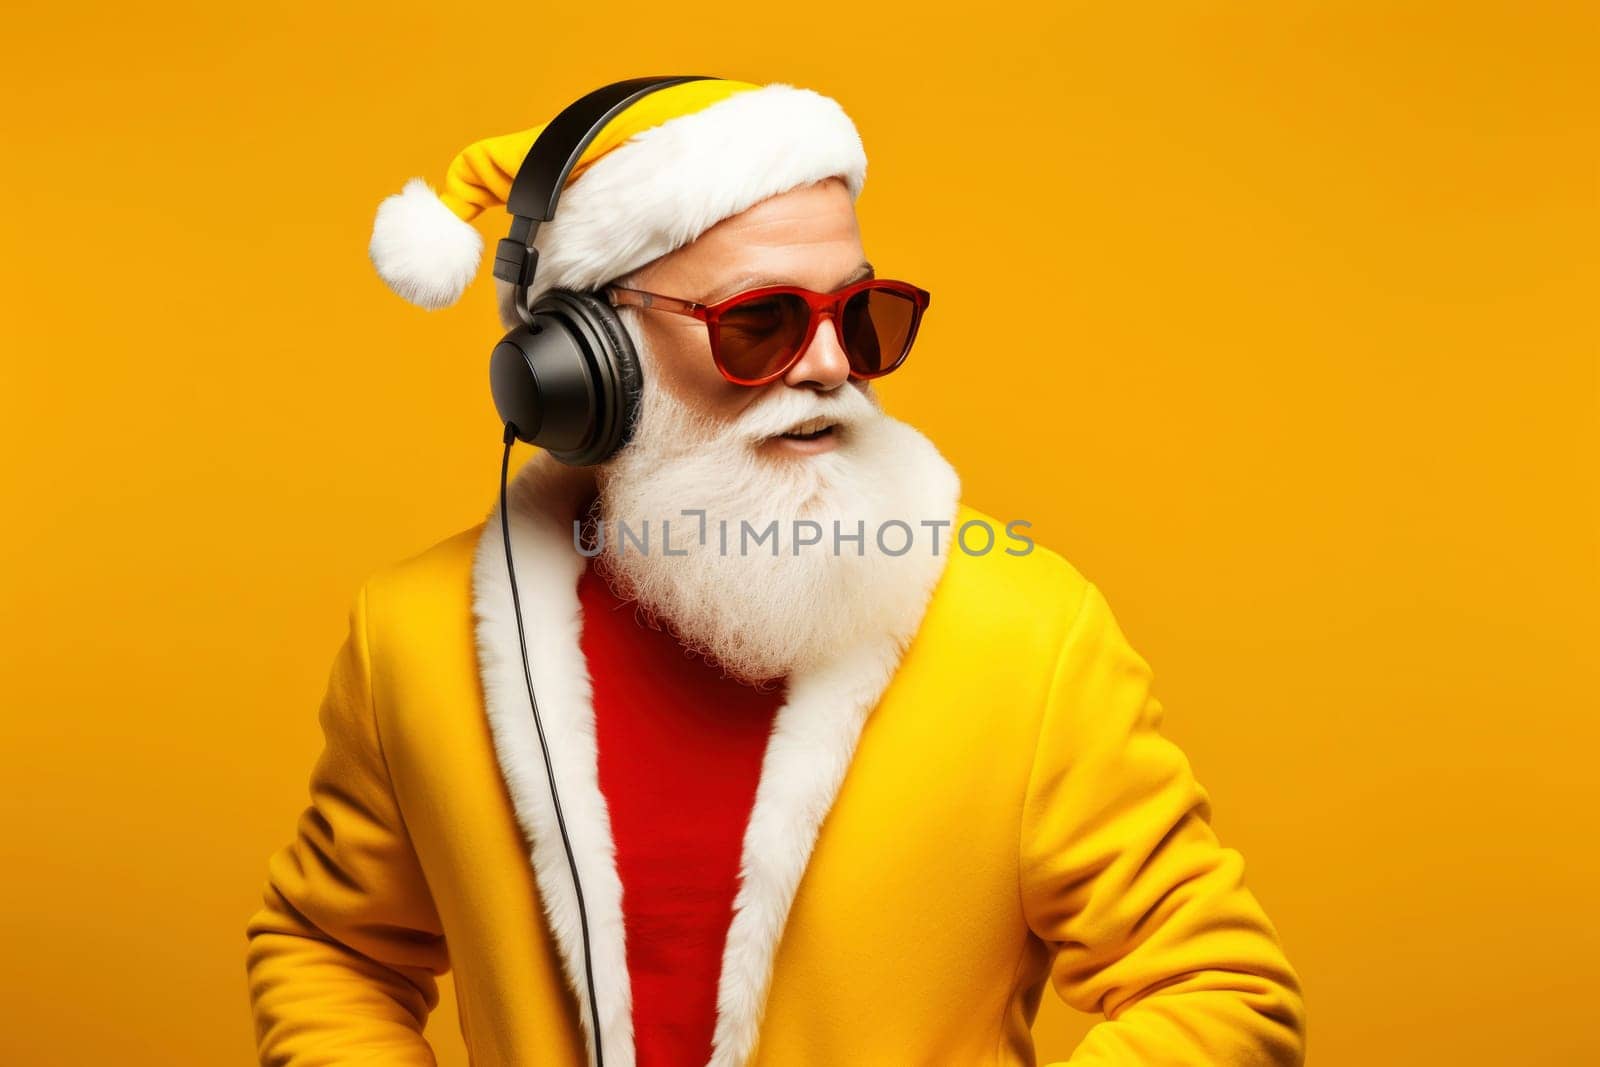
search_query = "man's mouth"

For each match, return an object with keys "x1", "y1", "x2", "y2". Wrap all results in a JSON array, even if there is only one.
[{"x1": 776, "y1": 416, "x2": 839, "y2": 442}]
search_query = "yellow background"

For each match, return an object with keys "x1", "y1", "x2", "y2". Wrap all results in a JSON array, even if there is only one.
[{"x1": 2, "y1": 2, "x2": 1594, "y2": 1063}]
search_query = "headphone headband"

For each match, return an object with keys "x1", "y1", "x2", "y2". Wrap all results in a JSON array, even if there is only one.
[{"x1": 492, "y1": 74, "x2": 717, "y2": 295}]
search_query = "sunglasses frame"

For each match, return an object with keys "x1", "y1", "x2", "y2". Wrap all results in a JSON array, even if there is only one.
[{"x1": 604, "y1": 277, "x2": 931, "y2": 386}]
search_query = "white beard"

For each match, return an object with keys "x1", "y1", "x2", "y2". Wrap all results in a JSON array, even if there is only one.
[{"x1": 591, "y1": 313, "x2": 960, "y2": 685}]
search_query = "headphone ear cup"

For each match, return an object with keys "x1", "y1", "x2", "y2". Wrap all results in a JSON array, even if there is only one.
[
  {"x1": 489, "y1": 289, "x2": 643, "y2": 466},
  {"x1": 564, "y1": 288, "x2": 643, "y2": 454}
]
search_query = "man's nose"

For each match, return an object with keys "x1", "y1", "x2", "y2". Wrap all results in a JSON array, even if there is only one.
[{"x1": 782, "y1": 312, "x2": 851, "y2": 390}]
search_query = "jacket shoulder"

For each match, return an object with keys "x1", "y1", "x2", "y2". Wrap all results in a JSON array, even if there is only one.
[
  {"x1": 360, "y1": 521, "x2": 487, "y2": 635},
  {"x1": 916, "y1": 501, "x2": 1096, "y2": 666},
  {"x1": 944, "y1": 501, "x2": 1092, "y2": 617}
]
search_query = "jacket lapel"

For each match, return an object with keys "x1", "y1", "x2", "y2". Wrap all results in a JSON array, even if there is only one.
[
  {"x1": 706, "y1": 630, "x2": 929, "y2": 1066},
  {"x1": 473, "y1": 434, "x2": 959, "y2": 1067},
  {"x1": 473, "y1": 453, "x2": 634, "y2": 1067}
]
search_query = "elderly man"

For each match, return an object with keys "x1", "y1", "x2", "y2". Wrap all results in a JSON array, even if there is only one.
[{"x1": 245, "y1": 77, "x2": 1306, "y2": 1066}]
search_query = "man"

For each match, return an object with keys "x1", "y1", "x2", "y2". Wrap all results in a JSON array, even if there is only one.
[{"x1": 245, "y1": 78, "x2": 1306, "y2": 1066}]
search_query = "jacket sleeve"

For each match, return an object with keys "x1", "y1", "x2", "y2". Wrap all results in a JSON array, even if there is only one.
[
  {"x1": 244, "y1": 583, "x2": 450, "y2": 1066},
  {"x1": 1021, "y1": 581, "x2": 1306, "y2": 1066}
]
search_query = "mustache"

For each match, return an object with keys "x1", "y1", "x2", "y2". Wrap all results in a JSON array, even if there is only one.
[{"x1": 730, "y1": 382, "x2": 881, "y2": 444}]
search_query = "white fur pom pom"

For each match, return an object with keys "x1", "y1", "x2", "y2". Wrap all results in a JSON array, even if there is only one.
[{"x1": 368, "y1": 177, "x2": 484, "y2": 310}]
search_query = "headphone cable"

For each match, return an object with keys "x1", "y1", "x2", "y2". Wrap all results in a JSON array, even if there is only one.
[{"x1": 499, "y1": 422, "x2": 605, "y2": 1067}]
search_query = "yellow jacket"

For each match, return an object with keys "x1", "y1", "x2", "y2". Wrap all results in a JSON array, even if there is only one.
[{"x1": 245, "y1": 453, "x2": 1305, "y2": 1065}]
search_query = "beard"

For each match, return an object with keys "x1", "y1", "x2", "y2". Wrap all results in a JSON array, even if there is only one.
[{"x1": 589, "y1": 312, "x2": 959, "y2": 685}]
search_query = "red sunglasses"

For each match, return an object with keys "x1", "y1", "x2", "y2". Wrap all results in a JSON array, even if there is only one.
[{"x1": 605, "y1": 277, "x2": 931, "y2": 387}]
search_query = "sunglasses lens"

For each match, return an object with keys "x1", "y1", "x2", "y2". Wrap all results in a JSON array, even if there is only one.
[
  {"x1": 713, "y1": 292, "x2": 811, "y2": 382},
  {"x1": 841, "y1": 286, "x2": 920, "y2": 377}
]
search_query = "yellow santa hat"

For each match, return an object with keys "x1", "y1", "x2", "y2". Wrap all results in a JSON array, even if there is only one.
[{"x1": 368, "y1": 79, "x2": 868, "y2": 323}]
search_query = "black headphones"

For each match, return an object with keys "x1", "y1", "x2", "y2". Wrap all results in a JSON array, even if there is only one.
[
  {"x1": 492, "y1": 76, "x2": 721, "y2": 1067},
  {"x1": 488, "y1": 74, "x2": 718, "y2": 466}
]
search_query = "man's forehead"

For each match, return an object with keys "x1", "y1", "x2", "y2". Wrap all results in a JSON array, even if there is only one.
[
  {"x1": 648, "y1": 181, "x2": 866, "y2": 294},
  {"x1": 700, "y1": 261, "x2": 876, "y2": 305},
  {"x1": 678, "y1": 178, "x2": 855, "y2": 248}
]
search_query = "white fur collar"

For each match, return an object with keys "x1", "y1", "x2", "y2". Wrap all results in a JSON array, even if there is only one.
[{"x1": 471, "y1": 436, "x2": 958, "y2": 1066}]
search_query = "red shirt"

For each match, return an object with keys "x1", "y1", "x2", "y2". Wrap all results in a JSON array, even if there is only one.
[{"x1": 580, "y1": 559, "x2": 784, "y2": 1067}]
